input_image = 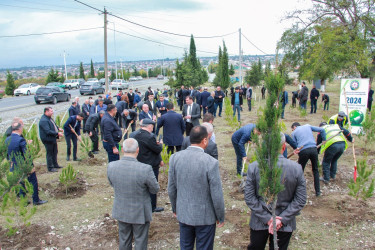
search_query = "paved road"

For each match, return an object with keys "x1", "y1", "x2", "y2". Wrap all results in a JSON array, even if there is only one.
[{"x1": 0, "y1": 78, "x2": 167, "y2": 112}]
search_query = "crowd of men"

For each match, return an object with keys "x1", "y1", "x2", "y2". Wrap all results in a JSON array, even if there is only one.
[{"x1": 4, "y1": 81, "x2": 372, "y2": 250}]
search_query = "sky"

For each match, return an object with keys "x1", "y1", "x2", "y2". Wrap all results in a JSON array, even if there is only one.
[{"x1": 0, "y1": 0, "x2": 311, "y2": 68}]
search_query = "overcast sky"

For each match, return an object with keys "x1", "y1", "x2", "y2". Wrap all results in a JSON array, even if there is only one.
[{"x1": 0, "y1": 0, "x2": 310, "y2": 68}]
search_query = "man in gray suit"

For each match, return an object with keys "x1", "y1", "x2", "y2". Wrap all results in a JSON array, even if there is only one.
[
  {"x1": 181, "y1": 122, "x2": 218, "y2": 160},
  {"x1": 168, "y1": 126, "x2": 225, "y2": 250},
  {"x1": 107, "y1": 138, "x2": 160, "y2": 250},
  {"x1": 182, "y1": 95, "x2": 201, "y2": 136},
  {"x1": 244, "y1": 133, "x2": 306, "y2": 250}
]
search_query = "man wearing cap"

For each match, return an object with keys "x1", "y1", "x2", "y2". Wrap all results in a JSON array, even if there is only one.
[
  {"x1": 133, "y1": 118, "x2": 164, "y2": 213},
  {"x1": 231, "y1": 86, "x2": 243, "y2": 121},
  {"x1": 328, "y1": 111, "x2": 348, "y2": 129},
  {"x1": 317, "y1": 122, "x2": 353, "y2": 184},
  {"x1": 291, "y1": 122, "x2": 326, "y2": 196},
  {"x1": 101, "y1": 104, "x2": 122, "y2": 163},
  {"x1": 85, "y1": 110, "x2": 105, "y2": 154}
]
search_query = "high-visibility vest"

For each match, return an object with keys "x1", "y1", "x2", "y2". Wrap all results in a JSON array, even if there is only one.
[
  {"x1": 320, "y1": 124, "x2": 348, "y2": 154},
  {"x1": 328, "y1": 114, "x2": 347, "y2": 126}
]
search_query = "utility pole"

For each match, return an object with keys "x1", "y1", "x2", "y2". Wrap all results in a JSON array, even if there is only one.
[
  {"x1": 112, "y1": 22, "x2": 118, "y2": 80},
  {"x1": 104, "y1": 7, "x2": 109, "y2": 93},
  {"x1": 120, "y1": 58, "x2": 124, "y2": 80},
  {"x1": 63, "y1": 50, "x2": 68, "y2": 80},
  {"x1": 239, "y1": 28, "x2": 242, "y2": 86}
]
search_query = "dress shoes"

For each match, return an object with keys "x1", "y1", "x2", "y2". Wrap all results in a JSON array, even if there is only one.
[
  {"x1": 66, "y1": 156, "x2": 70, "y2": 161},
  {"x1": 33, "y1": 200, "x2": 48, "y2": 206},
  {"x1": 152, "y1": 207, "x2": 164, "y2": 213},
  {"x1": 55, "y1": 165, "x2": 63, "y2": 169},
  {"x1": 48, "y1": 168, "x2": 58, "y2": 172},
  {"x1": 73, "y1": 158, "x2": 81, "y2": 161},
  {"x1": 92, "y1": 151, "x2": 99, "y2": 154}
]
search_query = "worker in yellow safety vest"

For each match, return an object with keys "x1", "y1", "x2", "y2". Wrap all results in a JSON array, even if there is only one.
[
  {"x1": 317, "y1": 122, "x2": 353, "y2": 184},
  {"x1": 328, "y1": 111, "x2": 348, "y2": 129}
]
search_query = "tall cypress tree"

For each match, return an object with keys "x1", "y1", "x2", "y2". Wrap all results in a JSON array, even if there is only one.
[
  {"x1": 90, "y1": 59, "x2": 95, "y2": 78},
  {"x1": 189, "y1": 34, "x2": 198, "y2": 69},
  {"x1": 79, "y1": 62, "x2": 85, "y2": 79},
  {"x1": 5, "y1": 71, "x2": 16, "y2": 96},
  {"x1": 221, "y1": 41, "x2": 230, "y2": 89},
  {"x1": 213, "y1": 46, "x2": 223, "y2": 87}
]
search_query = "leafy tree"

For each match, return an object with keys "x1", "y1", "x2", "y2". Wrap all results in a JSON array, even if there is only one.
[
  {"x1": 110, "y1": 69, "x2": 116, "y2": 82},
  {"x1": 90, "y1": 59, "x2": 95, "y2": 78},
  {"x1": 79, "y1": 62, "x2": 85, "y2": 79},
  {"x1": 253, "y1": 72, "x2": 285, "y2": 249},
  {"x1": 245, "y1": 59, "x2": 263, "y2": 86},
  {"x1": 45, "y1": 68, "x2": 62, "y2": 84},
  {"x1": 264, "y1": 61, "x2": 272, "y2": 77},
  {"x1": 208, "y1": 62, "x2": 217, "y2": 73},
  {"x1": 5, "y1": 71, "x2": 16, "y2": 96},
  {"x1": 229, "y1": 64, "x2": 235, "y2": 75},
  {"x1": 132, "y1": 67, "x2": 140, "y2": 77}
]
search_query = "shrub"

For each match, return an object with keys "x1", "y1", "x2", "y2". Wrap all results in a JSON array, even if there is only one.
[
  {"x1": 59, "y1": 164, "x2": 79, "y2": 195},
  {"x1": 348, "y1": 158, "x2": 374, "y2": 201}
]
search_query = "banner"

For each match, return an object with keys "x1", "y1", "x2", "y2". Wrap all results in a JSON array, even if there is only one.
[{"x1": 340, "y1": 79, "x2": 370, "y2": 134}]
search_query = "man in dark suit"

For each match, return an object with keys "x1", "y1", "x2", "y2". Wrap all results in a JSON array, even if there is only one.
[
  {"x1": 39, "y1": 107, "x2": 64, "y2": 172},
  {"x1": 139, "y1": 104, "x2": 156, "y2": 122},
  {"x1": 101, "y1": 104, "x2": 122, "y2": 163},
  {"x1": 181, "y1": 122, "x2": 218, "y2": 159},
  {"x1": 207, "y1": 91, "x2": 215, "y2": 115},
  {"x1": 214, "y1": 86, "x2": 225, "y2": 117},
  {"x1": 63, "y1": 113, "x2": 84, "y2": 161},
  {"x1": 246, "y1": 84, "x2": 253, "y2": 111},
  {"x1": 200, "y1": 87, "x2": 211, "y2": 115},
  {"x1": 168, "y1": 126, "x2": 225, "y2": 249},
  {"x1": 155, "y1": 95, "x2": 169, "y2": 116},
  {"x1": 121, "y1": 109, "x2": 138, "y2": 139},
  {"x1": 115, "y1": 99, "x2": 128, "y2": 127},
  {"x1": 68, "y1": 101, "x2": 78, "y2": 117},
  {"x1": 195, "y1": 87, "x2": 203, "y2": 115},
  {"x1": 127, "y1": 89, "x2": 135, "y2": 108},
  {"x1": 156, "y1": 103, "x2": 185, "y2": 154},
  {"x1": 310, "y1": 84, "x2": 320, "y2": 114},
  {"x1": 107, "y1": 138, "x2": 160, "y2": 250},
  {"x1": 133, "y1": 119, "x2": 164, "y2": 213},
  {"x1": 85, "y1": 110, "x2": 105, "y2": 154},
  {"x1": 368, "y1": 84, "x2": 374, "y2": 111},
  {"x1": 6, "y1": 119, "x2": 47, "y2": 205},
  {"x1": 74, "y1": 97, "x2": 81, "y2": 114},
  {"x1": 245, "y1": 133, "x2": 306, "y2": 249},
  {"x1": 144, "y1": 93, "x2": 157, "y2": 116},
  {"x1": 182, "y1": 96, "x2": 200, "y2": 136},
  {"x1": 81, "y1": 99, "x2": 90, "y2": 133},
  {"x1": 178, "y1": 85, "x2": 190, "y2": 110}
]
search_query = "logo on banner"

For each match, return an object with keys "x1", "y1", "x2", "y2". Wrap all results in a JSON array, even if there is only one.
[{"x1": 350, "y1": 80, "x2": 360, "y2": 91}]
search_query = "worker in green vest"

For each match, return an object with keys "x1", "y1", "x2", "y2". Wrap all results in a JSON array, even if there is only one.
[
  {"x1": 328, "y1": 111, "x2": 348, "y2": 129},
  {"x1": 317, "y1": 122, "x2": 353, "y2": 184}
]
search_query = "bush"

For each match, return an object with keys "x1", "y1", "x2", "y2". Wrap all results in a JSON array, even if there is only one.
[
  {"x1": 5, "y1": 71, "x2": 16, "y2": 96},
  {"x1": 348, "y1": 158, "x2": 374, "y2": 201},
  {"x1": 59, "y1": 164, "x2": 79, "y2": 195}
]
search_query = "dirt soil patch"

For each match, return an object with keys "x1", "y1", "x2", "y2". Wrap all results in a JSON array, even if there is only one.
[
  {"x1": 41, "y1": 176, "x2": 87, "y2": 200},
  {"x1": 80, "y1": 156, "x2": 106, "y2": 166},
  {"x1": 221, "y1": 208, "x2": 250, "y2": 248},
  {"x1": 0, "y1": 224, "x2": 52, "y2": 249}
]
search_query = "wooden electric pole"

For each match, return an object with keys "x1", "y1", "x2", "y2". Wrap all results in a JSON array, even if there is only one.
[{"x1": 104, "y1": 7, "x2": 109, "y2": 93}]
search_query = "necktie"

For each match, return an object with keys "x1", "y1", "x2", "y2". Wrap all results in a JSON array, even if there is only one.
[
  {"x1": 161, "y1": 102, "x2": 163, "y2": 106},
  {"x1": 51, "y1": 118, "x2": 58, "y2": 132},
  {"x1": 148, "y1": 112, "x2": 152, "y2": 119}
]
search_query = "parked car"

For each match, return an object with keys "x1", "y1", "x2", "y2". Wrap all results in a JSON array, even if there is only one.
[
  {"x1": 129, "y1": 76, "x2": 138, "y2": 81},
  {"x1": 110, "y1": 79, "x2": 129, "y2": 90},
  {"x1": 46, "y1": 82, "x2": 66, "y2": 89},
  {"x1": 87, "y1": 78, "x2": 98, "y2": 82},
  {"x1": 157, "y1": 75, "x2": 164, "y2": 80},
  {"x1": 99, "y1": 78, "x2": 109, "y2": 85},
  {"x1": 136, "y1": 76, "x2": 143, "y2": 80},
  {"x1": 78, "y1": 78, "x2": 85, "y2": 86},
  {"x1": 34, "y1": 86, "x2": 71, "y2": 105},
  {"x1": 14, "y1": 83, "x2": 41, "y2": 96},
  {"x1": 80, "y1": 81, "x2": 105, "y2": 95},
  {"x1": 63, "y1": 79, "x2": 80, "y2": 89}
]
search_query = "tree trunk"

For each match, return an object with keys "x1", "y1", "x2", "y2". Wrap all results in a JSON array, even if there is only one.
[{"x1": 272, "y1": 199, "x2": 279, "y2": 250}]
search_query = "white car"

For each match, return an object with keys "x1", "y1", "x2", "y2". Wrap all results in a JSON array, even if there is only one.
[
  {"x1": 14, "y1": 83, "x2": 41, "y2": 96},
  {"x1": 111, "y1": 79, "x2": 129, "y2": 90},
  {"x1": 87, "y1": 78, "x2": 99, "y2": 82},
  {"x1": 63, "y1": 79, "x2": 80, "y2": 89},
  {"x1": 136, "y1": 76, "x2": 143, "y2": 80},
  {"x1": 129, "y1": 76, "x2": 138, "y2": 81}
]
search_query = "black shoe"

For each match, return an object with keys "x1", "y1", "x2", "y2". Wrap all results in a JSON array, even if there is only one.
[
  {"x1": 219, "y1": 115, "x2": 222, "y2": 117},
  {"x1": 319, "y1": 177, "x2": 329, "y2": 184},
  {"x1": 33, "y1": 200, "x2": 48, "y2": 206},
  {"x1": 66, "y1": 156, "x2": 70, "y2": 161},
  {"x1": 92, "y1": 151, "x2": 99, "y2": 154},
  {"x1": 73, "y1": 158, "x2": 81, "y2": 161},
  {"x1": 48, "y1": 168, "x2": 58, "y2": 172},
  {"x1": 152, "y1": 207, "x2": 164, "y2": 213},
  {"x1": 55, "y1": 165, "x2": 63, "y2": 169}
]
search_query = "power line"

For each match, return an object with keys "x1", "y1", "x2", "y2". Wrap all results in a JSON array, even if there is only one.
[
  {"x1": 73, "y1": 0, "x2": 237, "y2": 39},
  {"x1": 0, "y1": 27, "x2": 103, "y2": 38},
  {"x1": 0, "y1": 3, "x2": 92, "y2": 14},
  {"x1": 241, "y1": 33, "x2": 270, "y2": 55}
]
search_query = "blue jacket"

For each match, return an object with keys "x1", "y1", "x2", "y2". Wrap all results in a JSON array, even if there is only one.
[
  {"x1": 200, "y1": 91, "x2": 210, "y2": 106},
  {"x1": 89, "y1": 104, "x2": 96, "y2": 115},
  {"x1": 156, "y1": 111, "x2": 185, "y2": 146},
  {"x1": 231, "y1": 123, "x2": 256, "y2": 157},
  {"x1": 39, "y1": 114, "x2": 59, "y2": 143},
  {"x1": 63, "y1": 116, "x2": 81, "y2": 136},
  {"x1": 96, "y1": 104, "x2": 107, "y2": 113},
  {"x1": 156, "y1": 100, "x2": 169, "y2": 115},
  {"x1": 134, "y1": 94, "x2": 141, "y2": 104},
  {"x1": 207, "y1": 96, "x2": 215, "y2": 113},
  {"x1": 139, "y1": 111, "x2": 154, "y2": 121},
  {"x1": 69, "y1": 105, "x2": 78, "y2": 117},
  {"x1": 291, "y1": 124, "x2": 326, "y2": 151},
  {"x1": 101, "y1": 112, "x2": 122, "y2": 148},
  {"x1": 281, "y1": 91, "x2": 288, "y2": 107},
  {"x1": 6, "y1": 133, "x2": 27, "y2": 171}
]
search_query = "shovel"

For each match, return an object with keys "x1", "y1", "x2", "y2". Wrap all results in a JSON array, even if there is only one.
[
  {"x1": 69, "y1": 124, "x2": 94, "y2": 158},
  {"x1": 239, "y1": 142, "x2": 251, "y2": 192}
]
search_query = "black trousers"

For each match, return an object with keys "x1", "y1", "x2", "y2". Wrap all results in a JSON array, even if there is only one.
[
  {"x1": 43, "y1": 141, "x2": 58, "y2": 170},
  {"x1": 19, "y1": 172, "x2": 39, "y2": 203},
  {"x1": 151, "y1": 167, "x2": 159, "y2": 210},
  {"x1": 90, "y1": 130, "x2": 99, "y2": 151},
  {"x1": 310, "y1": 99, "x2": 317, "y2": 113},
  {"x1": 179, "y1": 222, "x2": 216, "y2": 250},
  {"x1": 247, "y1": 99, "x2": 252, "y2": 111},
  {"x1": 298, "y1": 147, "x2": 320, "y2": 195},
  {"x1": 167, "y1": 145, "x2": 181, "y2": 155},
  {"x1": 65, "y1": 133, "x2": 78, "y2": 159},
  {"x1": 186, "y1": 122, "x2": 194, "y2": 136},
  {"x1": 82, "y1": 118, "x2": 88, "y2": 133},
  {"x1": 248, "y1": 229, "x2": 292, "y2": 250}
]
